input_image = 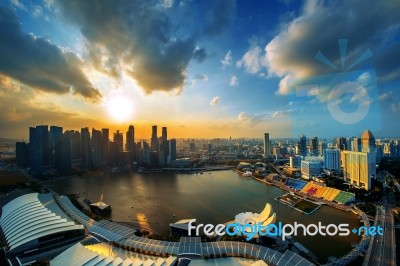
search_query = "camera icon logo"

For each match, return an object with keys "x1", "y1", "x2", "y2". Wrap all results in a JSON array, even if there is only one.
[{"x1": 287, "y1": 39, "x2": 381, "y2": 137}]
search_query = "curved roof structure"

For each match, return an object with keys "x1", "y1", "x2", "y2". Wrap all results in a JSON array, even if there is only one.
[{"x1": 0, "y1": 193, "x2": 84, "y2": 251}]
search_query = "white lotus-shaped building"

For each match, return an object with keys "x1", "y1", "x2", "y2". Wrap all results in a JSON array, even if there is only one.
[{"x1": 234, "y1": 203, "x2": 276, "y2": 237}]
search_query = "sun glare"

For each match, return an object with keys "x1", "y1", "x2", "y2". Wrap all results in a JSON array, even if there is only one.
[{"x1": 106, "y1": 94, "x2": 134, "y2": 122}]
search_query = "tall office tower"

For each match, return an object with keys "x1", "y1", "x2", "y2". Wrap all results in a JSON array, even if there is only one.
[
  {"x1": 342, "y1": 151, "x2": 374, "y2": 190},
  {"x1": 263, "y1": 133, "x2": 270, "y2": 159},
  {"x1": 352, "y1": 137, "x2": 362, "y2": 152},
  {"x1": 361, "y1": 129, "x2": 377, "y2": 176},
  {"x1": 152, "y1": 125, "x2": 157, "y2": 139},
  {"x1": 151, "y1": 125, "x2": 159, "y2": 152},
  {"x1": 346, "y1": 138, "x2": 352, "y2": 151},
  {"x1": 109, "y1": 141, "x2": 119, "y2": 165},
  {"x1": 297, "y1": 134, "x2": 307, "y2": 156},
  {"x1": 160, "y1": 126, "x2": 168, "y2": 165},
  {"x1": 64, "y1": 130, "x2": 81, "y2": 160},
  {"x1": 208, "y1": 143, "x2": 212, "y2": 154},
  {"x1": 337, "y1": 137, "x2": 347, "y2": 150},
  {"x1": 361, "y1": 130, "x2": 376, "y2": 153},
  {"x1": 113, "y1": 130, "x2": 123, "y2": 152},
  {"x1": 309, "y1": 136, "x2": 318, "y2": 156},
  {"x1": 29, "y1": 125, "x2": 50, "y2": 172},
  {"x1": 289, "y1": 156, "x2": 302, "y2": 168},
  {"x1": 318, "y1": 141, "x2": 327, "y2": 156},
  {"x1": 50, "y1": 126, "x2": 63, "y2": 167},
  {"x1": 301, "y1": 160, "x2": 322, "y2": 180},
  {"x1": 323, "y1": 149, "x2": 341, "y2": 171},
  {"x1": 102, "y1": 128, "x2": 110, "y2": 164},
  {"x1": 126, "y1": 125, "x2": 135, "y2": 152},
  {"x1": 189, "y1": 142, "x2": 196, "y2": 153},
  {"x1": 168, "y1": 139, "x2": 176, "y2": 163},
  {"x1": 162, "y1": 127, "x2": 167, "y2": 141},
  {"x1": 56, "y1": 135, "x2": 71, "y2": 173},
  {"x1": 29, "y1": 127, "x2": 41, "y2": 171},
  {"x1": 16, "y1": 142, "x2": 28, "y2": 168},
  {"x1": 37, "y1": 125, "x2": 50, "y2": 167},
  {"x1": 81, "y1": 127, "x2": 91, "y2": 168},
  {"x1": 143, "y1": 141, "x2": 150, "y2": 163},
  {"x1": 125, "y1": 125, "x2": 135, "y2": 162},
  {"x1": 91, "y1": 128, "x2": 102, "y2": 167}
]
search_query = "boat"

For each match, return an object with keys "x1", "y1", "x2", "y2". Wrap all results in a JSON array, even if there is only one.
[
  {"x1": 89, "y1": 201, "x2": 112, "y2": 215},
  {"x1": 242, "y1": 171, "x2": 252, "y2": 177}
]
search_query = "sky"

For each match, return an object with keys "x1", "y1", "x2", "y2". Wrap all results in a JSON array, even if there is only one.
[{"x1": 0, "y1": 0, "x2": 399, "y2": 140}]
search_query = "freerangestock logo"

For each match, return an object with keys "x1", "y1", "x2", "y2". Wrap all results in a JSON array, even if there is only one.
[{"x1": 188, "y1": 220, "x2": 383, "y2": 241}]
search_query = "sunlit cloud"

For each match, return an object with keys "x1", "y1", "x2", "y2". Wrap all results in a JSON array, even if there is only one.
[{"x1": 210, "y1": 96, "x2": 221, "y2": 106}]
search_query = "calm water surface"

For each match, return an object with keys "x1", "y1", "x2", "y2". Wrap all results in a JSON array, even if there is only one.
[{"x1": 46, "y1": 170, "x2": 361, "y2": 263}]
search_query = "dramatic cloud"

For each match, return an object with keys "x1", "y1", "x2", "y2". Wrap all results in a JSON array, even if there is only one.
[
  {"x1": 237, "y1": 45, "x2": 265, "y2": 74},
  {"x1": 0, "y1": 7, "x2": 101, "y2": 101},
  {"x1": 55, "y1": 0, "x2": 207, "y2": 94},
  {"x1": 221, "y1": 50, "x2": 232, "y2": 68},
  {"x1": 229, "y1": 75, "x2": 238, "y2": 86},
  {"x1": 0, "y1": 77, "x2": 101, "y2": 138},
  {"x1": 239, "y1": 0, "x2": 400, "y2": 95},
  {"x1": 210, "y1": 96, "x2": 221, "y2": 106}
]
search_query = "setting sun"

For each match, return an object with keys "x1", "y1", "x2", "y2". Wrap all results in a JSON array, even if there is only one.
[{"x1": 106, "y1": 94, "x2": 134, "y2": 122}]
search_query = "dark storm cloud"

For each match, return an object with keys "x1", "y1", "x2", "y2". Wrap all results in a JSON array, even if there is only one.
[
  {"x1": 239, "y1": 0, "x2": 400, "y2": 95},
  {"x1": 0, "y1": 7, "x2": 101, "y2": 101},
  {"x1": 55, "y1": 0, "x2": 209, "y2": 94}
]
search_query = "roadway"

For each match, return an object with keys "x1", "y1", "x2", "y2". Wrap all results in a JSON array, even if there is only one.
[{"x1": 363, "y1": 171, "x2": 397, "y2": 266}]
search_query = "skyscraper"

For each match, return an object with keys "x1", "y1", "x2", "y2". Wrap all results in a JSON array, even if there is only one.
[
  {"x1": 361, "y1": 129, "x2": 377, "y2": 177},
  {"x1": 56, "y1": 135, "x2": 71, "y2": 173},
  {"x1": 162, "y1": 127, "x2": 167, "y2": 141},
  {"x1": 361, "y1": 130, "x2": 376, "y2": 153},
  {"x1": 160, "y1": 127, "x2": 168, "y2": 165},
  {"x1": 91, "y1": 128, "x2": 102, "y2": 167},
  {"x1": 168, "y1": 139, "x2": 177, "y2": 163},
  {"x1": 151, "y1": 125, "x2": 159, "y2": 152},
  {"x1": 81, "y1": 127, "x2": 91, "y2": 168},
  {"x1": 310, "y1": 136, "x2": 318, "y2": 156},
  {"x1": 50, "y1": 126, "x2": 63, "y2": 167},
  {"x1": 29, "y1": 125, "x2": 50, "y2": 173},
  {"x1": 263, "y1": 133, "x2": 270, "y2": 159},
  {"x1": 342, "y1": 151, "x2": 374, "y2": 190},
  {"x1": 318, "y1": 141, "x2": 327, "y2": 156},
  {"x1": 64, "y1": 130, "x2": 81, "y2": 161},
  {"x1": 126, "y1": 125, "x2": 135, "y2": 162},
  {"x1": 337, "y1": 137, "x2": 347, "y2": 150},
  {"x1": 323, "y1": 149, "x2": 341, "y2": 171},
  {"x1": 102, "y1": 128, "x2": 110, "y2": 164},
  {"x1": 113, "y1": 130, "x2": 123, "y2": 152},
  {"x1": 297, "y1": 134, "x2": 307, "y2": 157},
  {"x1": 352, "y1": 137, "x2": 362, "y2": 152}
]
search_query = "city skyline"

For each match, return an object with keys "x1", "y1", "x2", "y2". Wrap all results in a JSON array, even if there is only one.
[{"x1": 0, "y1": 1, "x2": 399, "y2": 139}]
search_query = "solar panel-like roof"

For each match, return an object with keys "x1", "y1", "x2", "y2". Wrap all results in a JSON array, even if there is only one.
[{"x1": 0, "y1": 193, "x2": 84, "y2": 251}]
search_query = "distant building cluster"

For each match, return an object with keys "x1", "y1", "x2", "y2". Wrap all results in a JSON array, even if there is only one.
[
  {"x1": 15, "y1": 125, "x2": 178, "y2": 175},
  {"x1": 266, "y1": 130, "x2": 400, "y2": 191}
]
